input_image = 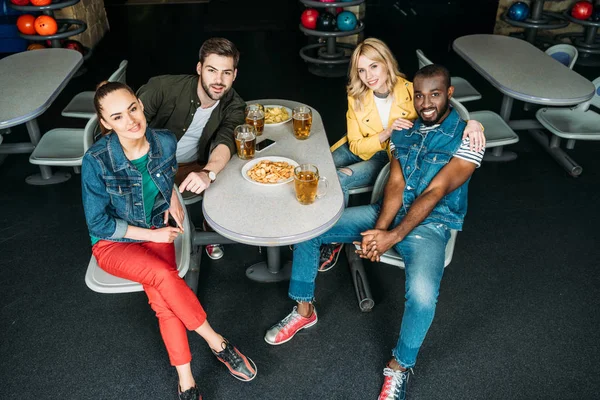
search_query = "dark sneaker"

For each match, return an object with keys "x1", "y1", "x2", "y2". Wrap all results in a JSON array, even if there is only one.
[
  {"x1": 378, "y1": 366, "x2": 411, "y2": 400},
  {"x1": 319, "y1": 243, "x2": 343, "y2": 272},
  {"x1": 205, "y1": 244, "x2": 224, "y2": 260},
  {"x1": 212, "y1": 339, "x2": 257, "y2": 382},
  {"x1": 264, "y1": 306, "x2": 318, "y2": 345},
  {"x1": 178, "y1": 385, "x2": 202, "y2": 400}
]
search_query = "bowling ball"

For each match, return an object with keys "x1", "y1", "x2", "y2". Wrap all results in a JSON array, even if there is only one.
[
  {"x1": 34, "y1": 15, "x2": 57, "y2": 36},
  {"x1": 16, "y1": 14, "x2": 36, "y2": 35},
  {"x1": 316, "y1": 12, "x2": 336, "y2": 31},
  {"x1": 320, "y1": 0, "x2": 335, "y2": 2},
  {"x1": 27, "y1": 43, "x2": 46, "y2": 50},
  {"x1": 63, "y1": 39, "x2": 84, "y2": 54},
  {"x1": 30, "y1": 0, "x2": 52, "y2": 5},
  {"x1": 507, "y1": 2, "x2": 529, "y2": 21},
  {"x1": 10, "y1": 0, "x2": 30, "y2": 5},
  {"x1": 337, "y1": 11, "x2": 357, "y2": 31},
  {"x1": 571, "y1": 1, "x2": 593, "y2": 20},
  {"x1": 300, "y1": 8, "x2": 319, "y2": 30},
  {"x1": 591, "y1": 9, "x2": 600, "y2": 22}
]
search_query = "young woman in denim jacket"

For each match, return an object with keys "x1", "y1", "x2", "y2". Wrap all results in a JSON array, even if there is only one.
[
  {"x1": 319, "y1": 38, "x2": 486, "y2": 272},
  {"x1": 81, "y1": 82, "x2": 256, "y2": 400}
]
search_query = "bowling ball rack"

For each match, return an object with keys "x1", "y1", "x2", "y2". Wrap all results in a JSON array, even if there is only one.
[
  {"x1": 298, "y1": 0, "x2": 365, "y2": 78},
  {"x1": 501, "y1": 0, "x2": 568, "y2": 46}
]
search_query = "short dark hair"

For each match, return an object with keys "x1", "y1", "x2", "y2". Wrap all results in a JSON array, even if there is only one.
[
  {"x1": 199, "y1": 38, "x2": 240, "y2": 68},
  {"x1": 414, "y1": 64, "x2": 451, "y2": 90}
]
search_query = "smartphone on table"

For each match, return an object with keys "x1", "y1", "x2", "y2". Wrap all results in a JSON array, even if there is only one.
[{"x1": 256, "y1": 139, "x2": 276, "y2": 152}]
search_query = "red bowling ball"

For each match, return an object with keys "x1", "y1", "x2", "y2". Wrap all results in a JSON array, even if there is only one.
[
  {"x1": 300, "y1": 8, "x2": 319, "y2": 30},
  {"x1": 571, "y1": 1, "x2": 593, "y2": 20}
]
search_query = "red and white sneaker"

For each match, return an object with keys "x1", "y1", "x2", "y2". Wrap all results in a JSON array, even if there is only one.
[
  {"x1": 264, "y1": 306, "x2": 318, "y2": 345},
  {"x1": 378, "y1": 366, "x2": 411, "y2": 400},
  {"x1": 205, "y1": 244, "x2": 224, "y2": 260}
]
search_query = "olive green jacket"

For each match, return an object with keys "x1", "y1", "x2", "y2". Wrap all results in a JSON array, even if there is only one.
[{"x1": 137, "y1": 74, "x2": 245, "y2": 164}]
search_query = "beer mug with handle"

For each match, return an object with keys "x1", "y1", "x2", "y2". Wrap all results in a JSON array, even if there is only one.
[
  {"x1": 235, "y1": 124, "x2": 256, "y2": 160},
  {"x1": 293, "y1": 164, "x2": 328, "y2": 205}
]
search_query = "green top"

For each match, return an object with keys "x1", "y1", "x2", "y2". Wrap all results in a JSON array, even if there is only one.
[
  {"x1": 136, "y1": 74, "x2": 246, "y2": 164},
  {"x1": 90, "y1": 153, "x2": 159, "y2": 245}
]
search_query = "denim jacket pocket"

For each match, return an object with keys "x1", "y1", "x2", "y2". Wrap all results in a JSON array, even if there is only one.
[{"x1": 106, "y1": 179, "x2": 134, "y2": 217}]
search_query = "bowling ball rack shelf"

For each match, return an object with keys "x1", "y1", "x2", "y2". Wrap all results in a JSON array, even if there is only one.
[
  {"x1": 555, "y1": 12, "x2": 600, "y2": 66},
  {"x1": 299, "y1": 0, "x2": 365, "y2": 78},
  {"x1": 501, "y1": 0, "x2": 568, "y2": 46},
  {"x1": 8, "y1": 0, "x2": 90, "y2": 63}
]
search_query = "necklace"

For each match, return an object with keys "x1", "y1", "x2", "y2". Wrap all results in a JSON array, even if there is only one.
[{"x1": 374, "y1": 90, "x2": 390, "y2": 99}]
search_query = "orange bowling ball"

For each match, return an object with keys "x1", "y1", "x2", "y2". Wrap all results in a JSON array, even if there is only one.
[
  {"x1": 27, "y1": 43, "x2": 47, "y2": 50},
  {"x1": 34, "y1": 15, "x2": 58, "y2": 36},
  {"x1": 30, "y1": 0, "x2": 52, "y2": 5},
  {"x1": 16, "y1": 14, "x2": 36, "y2": 35}
]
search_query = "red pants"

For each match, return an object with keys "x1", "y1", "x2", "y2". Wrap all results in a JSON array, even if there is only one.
[{"x1": 92, "y1": 240, "x2": 207, "y2": 366}]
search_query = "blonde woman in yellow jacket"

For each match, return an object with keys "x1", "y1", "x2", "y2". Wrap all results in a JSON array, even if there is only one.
[{"x1": 319, "y1": 38, "x2": 485, "y2": 271}]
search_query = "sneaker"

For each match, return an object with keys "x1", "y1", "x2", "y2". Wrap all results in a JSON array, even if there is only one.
[
  {"x1": 378, "y1": 366, "x2": 411, "y2": 400},
  {"x1": 178, "y1": 385, "x2": 202, "y2": 400},
  {"x1": 205, "y1": 244, "x2": 224, "y2": 260},
  {"x1": 264, "y1": 306, "x2": 318, "y2": 345},
  {"x1": 212, "y1": 339, "x2": 257, "y2": 382},
  {"x1": 319, "y1": 243, "x2": 343, "y2": 272}
]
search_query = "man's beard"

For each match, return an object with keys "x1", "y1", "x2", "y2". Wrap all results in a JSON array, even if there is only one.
[
  {"x1": 201, "y1": 77, "x2": 228, "y2": 101},
  {"x1": 420, "y1": 101, "x2": 449, "y2": 126}
]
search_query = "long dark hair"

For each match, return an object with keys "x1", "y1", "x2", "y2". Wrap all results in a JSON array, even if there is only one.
[{"x1": 93, "y1": 81, "x2": 137, "y2": 135}]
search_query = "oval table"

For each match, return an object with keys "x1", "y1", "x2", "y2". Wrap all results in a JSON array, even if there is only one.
[
  {"x1": 0, "y1": 48, "x2": 83, "y2": 184},
  {"x1": 202, "y1": 99, "x2": 344, "y2": 282}
]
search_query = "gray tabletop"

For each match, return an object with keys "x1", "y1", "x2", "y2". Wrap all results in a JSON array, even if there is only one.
[
  {"x1": 0, "y1": 49, "x2": 83, "y2": 129},
  {"x1": 203, "y1": 99, "x2": 344, "y2": 246},
  {"x1": 453, "y1": 34, "x2": 595, "y2": 105}
]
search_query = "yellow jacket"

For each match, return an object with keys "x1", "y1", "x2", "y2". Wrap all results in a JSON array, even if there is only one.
[{"x1": 331, "y1": 77, "x2": 419, "y2": 160}]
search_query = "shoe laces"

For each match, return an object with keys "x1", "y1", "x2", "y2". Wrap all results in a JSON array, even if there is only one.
[
  {"x1": 276, "y1": 307, "x2": 303, "y2": 329},
  {"x1": 216, "y1": 341, "x2": 242, "y2": 368},
  {"x1": 382, "y1": 367, "x2": 409, "y2": 396}
]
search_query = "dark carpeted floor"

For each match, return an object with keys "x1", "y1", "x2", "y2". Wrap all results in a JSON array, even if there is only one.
[{"x1": 1, "y1": 2, "x2": 600, "y2": 399}]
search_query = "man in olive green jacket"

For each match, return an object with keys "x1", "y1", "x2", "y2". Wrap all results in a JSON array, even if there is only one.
[
  {"x1": 138, "y1": 37, "x2": 245, "y2": 195},
  {"x1": 137, "y1": 38, "x2": 245, "y2": 260}
]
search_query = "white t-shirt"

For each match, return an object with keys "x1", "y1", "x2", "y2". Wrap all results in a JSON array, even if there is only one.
[
  {"x1": 374, "y1": 94, "x2": 394, "y2": 129},
  {"x1": 176, "y1": 101, "x2": 219, "y2": 163}
]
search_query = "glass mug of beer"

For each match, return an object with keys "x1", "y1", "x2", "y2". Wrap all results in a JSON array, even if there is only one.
[
  {"x1": 293, "y1": 164, "x2": 328, "y2": 205},
  {"x1": 292, "y1": 106, "x2": 312, "y2": 140},
  {"x1": 245, "y1": 109, "x2": 265, "y2": 136},
  {"x1": 234, "y1": 124, "x2": 256, "y2": 160},
  {"x1": 245, "y1": 103, "x2": 264, "y2": 116}
]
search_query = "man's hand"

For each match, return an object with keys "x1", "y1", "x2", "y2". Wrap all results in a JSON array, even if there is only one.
[
  {"x1": 179, "y1": 171, "x2": 210, "y2": 194},
  {"x1": 164, "y1": 189, "x2": 185, "y2": 231},
  {"x1": 355, "y1": 229, "x2": 399, "y2": 262},
  {"x1": 151, "y1": 226, "x2": 182, "y2": 243}
]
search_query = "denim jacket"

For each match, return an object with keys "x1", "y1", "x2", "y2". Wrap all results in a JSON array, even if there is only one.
[
  {"x1": 81, "y1": 128, "x2": 178, "y2": 242},
  {"x1": 390, "y1": 108, "x2": 469, "y2": 230}
]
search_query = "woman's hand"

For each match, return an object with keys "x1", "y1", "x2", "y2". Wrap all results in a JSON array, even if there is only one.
[
  {"x1": 463, "y1": 120, "x2": 486, "y2": 152},
  {"x1": 164, "y1": 188, "x2": 185, "y2": 232},
  {"x1": 151, "y1": 226, "x2": 182, "y2": 243}
]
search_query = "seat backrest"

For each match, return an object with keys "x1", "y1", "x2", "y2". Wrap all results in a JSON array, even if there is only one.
[
  {"x1": 108, "y1": 60, "x2": 128, "y2": 84},
  {"x1": 370, "y1": 162, "x2": 391, "y2": 204},
  {"x1": 83, "y1": 115, "x2": 101, "y2": 152},
  {"x1": 592, "y1": 76, "x2": 600, "y2": 109},
  {"x1": 450, "y1": 97, "x2": 470, "y2": 120},
  {"x1": 416, "y1": 49, "x2": 433, "y2": 69},
  {"x1": 545, "y1": 44, "x2": 578, "y2": 69}
]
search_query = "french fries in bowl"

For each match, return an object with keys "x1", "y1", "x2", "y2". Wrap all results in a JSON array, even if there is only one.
[{"x1": 264, "y1": 105, "x2": 292, "y2": 125}]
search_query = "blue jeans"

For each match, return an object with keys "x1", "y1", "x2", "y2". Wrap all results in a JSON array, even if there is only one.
[
  {"x1": 332, "y1": 143, "x2": 389, "y2": 206},
  {"x1": 289, "y1": 203, "x2": 451, "y2": 369}
]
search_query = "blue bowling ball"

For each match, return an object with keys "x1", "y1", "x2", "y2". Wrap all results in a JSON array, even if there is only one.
[
  {"x1": 508, "y1": 1, "x2": 530, "y2": 21},
  {"x1": 337, "y1": 11, "x2": 357, "y2": 31}
]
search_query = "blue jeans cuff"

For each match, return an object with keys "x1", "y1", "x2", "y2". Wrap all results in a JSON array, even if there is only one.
[{"x1": 288, "y1": 279, "x2": 315, "y2": 303}]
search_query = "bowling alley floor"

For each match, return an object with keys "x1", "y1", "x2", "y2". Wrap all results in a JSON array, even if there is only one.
[{"x1": 1, "y1": 3, "x2": 600, "y2": 400}]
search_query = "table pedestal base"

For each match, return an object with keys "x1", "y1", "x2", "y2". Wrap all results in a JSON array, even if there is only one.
[
  {"x1": 246, "y1": 246, "x2": 292, "y2": 282},
  {"x1": 26, "y1": 170, "x2": 71, "y2": 185}
]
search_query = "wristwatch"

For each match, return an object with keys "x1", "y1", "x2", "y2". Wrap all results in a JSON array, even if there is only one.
[{"x1": 201, "y1": 169, "x2": 216, "y2": 182}]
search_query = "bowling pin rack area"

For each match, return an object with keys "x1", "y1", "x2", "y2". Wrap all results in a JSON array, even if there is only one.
[
  {"x1": 9, "y1": 0, "x2": 89, "y2": 59},
  {"x1": 298, "y1": 0, "x2": 365, "y2": 78}
]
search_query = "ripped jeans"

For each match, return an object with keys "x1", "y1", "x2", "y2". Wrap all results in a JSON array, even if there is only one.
[
  {"x1": 288, "y1": 202, "x2": 451, "y2": 368},
  {"x1": 332, "y1": 142, "x2": 389, "y2": 206}
]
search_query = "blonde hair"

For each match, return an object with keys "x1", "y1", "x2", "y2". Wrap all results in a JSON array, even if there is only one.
[{"x1": 347, "y1": 38, "x2": 405, "y2": 111}]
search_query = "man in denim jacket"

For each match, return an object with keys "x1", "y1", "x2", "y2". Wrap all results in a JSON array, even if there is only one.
[{"x1": 265, "y1": 64, "x2": 485, "y2": 400}]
